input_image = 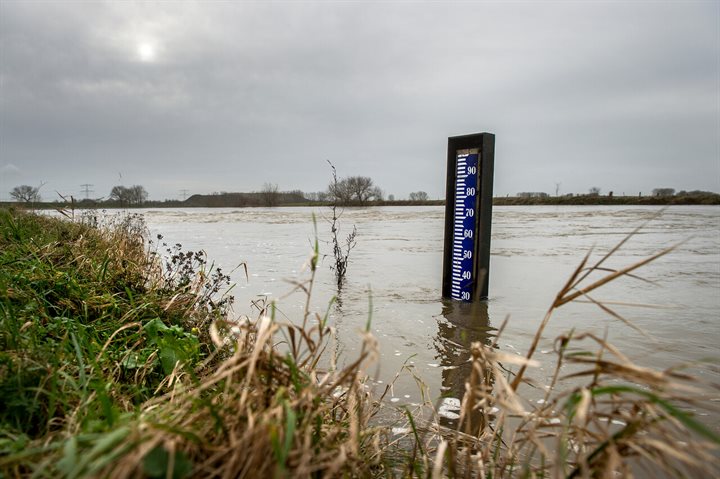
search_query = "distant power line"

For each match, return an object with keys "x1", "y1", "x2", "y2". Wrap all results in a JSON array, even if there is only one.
[
  {"x1": 80, "y1": 184, "x2": 94, "y2": 199},
  {"x1": 180, "y1": 189, "x2": 190, "y2": 200}
]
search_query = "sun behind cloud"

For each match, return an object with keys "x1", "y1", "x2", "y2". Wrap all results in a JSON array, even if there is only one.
[{"x1": 137, "y1": 42, "x2": 156, "y2": 62}]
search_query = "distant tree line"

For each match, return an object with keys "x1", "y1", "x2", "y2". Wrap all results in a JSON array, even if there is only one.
[
  {"x1": 513, "y1": 187, "x2": 716, "y2": 199},
  {"x1": 7, "y1": 182, "x2": 718, "y2": 208},
  {"x1": 5, "y1": 184, "x2": 149, "y2": 207},
  {"x1": 502, "y1": 188, "x2": 719, "y2": 206},
  {"x1": 517, "y1": 192, "x2": 549, "y2": 199},
  {"x1": 184, "y1": 190, "x2": 308, "y2": 207},
  {"x1": 652, "y1": 188, "x2": 675, "y2": 197},
  {"x1": 6, "y1": 177, "x2": 432, "y2": 208}
]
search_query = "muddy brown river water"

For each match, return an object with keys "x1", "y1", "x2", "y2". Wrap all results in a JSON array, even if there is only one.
[{"x1": 131, "y1": 205, "x2": 719, "y2": 431}]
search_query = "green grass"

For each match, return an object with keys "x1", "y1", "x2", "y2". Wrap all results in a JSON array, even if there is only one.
[{"x1": 0, "y1": 208, "x2": 228, "y2": 474}]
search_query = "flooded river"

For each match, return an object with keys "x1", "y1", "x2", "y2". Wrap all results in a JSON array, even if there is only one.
[{"x1": 134, "y1": 205, "x2": 719, "y2": 429}]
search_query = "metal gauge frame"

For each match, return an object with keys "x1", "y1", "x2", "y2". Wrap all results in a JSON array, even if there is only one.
[{"x1": 442, "y1": 132, "x2": 495, "y2": 301}]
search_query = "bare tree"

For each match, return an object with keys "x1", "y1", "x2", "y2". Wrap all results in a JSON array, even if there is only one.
[
  {"x1": 260, "y1": 182, "x2": 280, "y2": 206},
  {"x1": 588, "y1": 186, "x2": 601, "y2": 196},
  {"x1": 129, "y1": 185, "x2": 148, "y2": 204},
  {"x1": 109, "y1": 185, "x2": 148, "y2": 206},
  {"x1": 327, "y1": 161, "x2": 357, "y2": 290},
  {"x1": 328, "y1": 175, "x2": 382, "y2": 206},
  {"x1": 328, "y1": 178, "x2": 354, "y2": 205},
  {"x1": 347, "y1": 176, "x2": 375, "y2": 204},
  {"x1": 409, "y1": 191, "x2": 429, "y2": 202},
  {"x1": 109, "y1": 186, "x2": 126, "y2": 203},
  {"x1": 10, "y1": 185, "x2": 41, "y2": 202}
]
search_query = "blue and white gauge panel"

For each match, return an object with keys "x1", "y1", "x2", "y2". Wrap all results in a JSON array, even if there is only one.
[{"x1": 450, "y1": 151, "x2": 479, "y2": 301}]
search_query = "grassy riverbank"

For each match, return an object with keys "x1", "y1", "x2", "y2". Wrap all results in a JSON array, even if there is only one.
[
  {"x1": 1, "y1": 208, "x2": 718, "y2": 477},
  {"x1": 0, "y1": 208, "x2": 386, "y2": 477}
]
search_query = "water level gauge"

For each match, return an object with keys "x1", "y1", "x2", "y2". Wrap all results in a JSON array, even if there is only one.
[
  {"x1": 450, "y1": 149, "x2": 479, "y2": 301},
  {"x1": 442, "y1": 133, "x2": 495, "y2": 302}
]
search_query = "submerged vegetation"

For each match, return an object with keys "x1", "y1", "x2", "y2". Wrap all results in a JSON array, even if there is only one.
[
  {"x1": 0, "y1": 207, "x2": 718, "y2": 477},
  {"x1": 326, "y1": 161, "x2": 358, "y2": 291}
]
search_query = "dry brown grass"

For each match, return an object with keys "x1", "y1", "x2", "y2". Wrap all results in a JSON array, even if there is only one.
[
  {"x1": 393, "y1": 230, "x2": 720, "y2": 478},
  {"x1": 98, "y1": 316, "x2": 384, "y2": 478}
]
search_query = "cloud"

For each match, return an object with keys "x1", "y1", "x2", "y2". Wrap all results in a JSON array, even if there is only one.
[
  {"x1": 0, "y1": 1, "x2": 717, "y2": 199},
  {"x1": 1, "y1": 164, "x2": 21, "y2": 176}
]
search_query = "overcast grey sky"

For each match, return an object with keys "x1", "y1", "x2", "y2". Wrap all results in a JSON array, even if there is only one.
[{"x1": 1, "y1": 1, "x2": 718, "y2": 201}]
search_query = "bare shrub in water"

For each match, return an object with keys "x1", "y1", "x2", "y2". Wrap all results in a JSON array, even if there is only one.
[{"x1": 326, "y1": 160, "x2": 357, "y2": 291}]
